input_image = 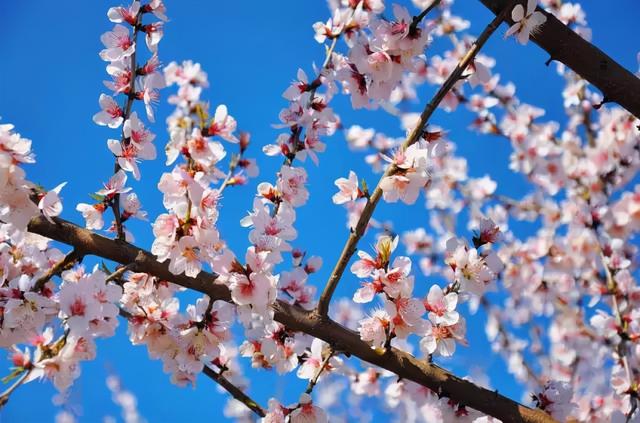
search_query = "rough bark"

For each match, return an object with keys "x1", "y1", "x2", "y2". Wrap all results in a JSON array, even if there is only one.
[{"x1": 479, "y1": 0, "x2": 640, "y2": 119}]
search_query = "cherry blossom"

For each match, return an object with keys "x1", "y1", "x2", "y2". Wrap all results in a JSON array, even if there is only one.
[
  {"x1": 38, "y1": 182, "x2": 66, "y2": 223},
  {"x1": 332, "y1": 170, "x2": 361, "y2": 204},
  {"x1": 505, "y1": 0, "x2": 547, "y2": 45},
  {"x1": 3, "y1": 1, "x2": 640, "y2": 421},
  {"x1": 99, "y1": 24, "x2": 135, "y2": 62},
  {"x1": 93, "y1": 94, "x2": 124, "y2": 128},
  {"x1": 424, "y1": 285, "x2": 459, "y2": 326}
]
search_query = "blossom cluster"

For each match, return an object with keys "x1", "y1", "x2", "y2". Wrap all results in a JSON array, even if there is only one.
[
  {"x1": 152, "y1": 60, "x2": 257, "y2": 279},
  {"x1": 80, "y1": 0, "x2": 167, "y2": 240},
  {"x1": 2, "y1": 0, "x2": 640, "y2": 421}
]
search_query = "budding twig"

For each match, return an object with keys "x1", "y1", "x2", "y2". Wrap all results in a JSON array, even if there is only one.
[
  {"x1": 0, "y1": 369, "x2": 32, "y2": 408},
  {"x1": 32, "y1": 249, "x2": 83, "y2": 292},
  {"x1": 305, "y1": 348, "x2": 335, "y2": 395},
  {"x1": 111, "y1": 10, "x2": 143, "y2": 241},
  {"x1": 316, "y1": 1, "x2": 518, "y2": 318},
  {"x1": 117, "y1": 306, "x2": 266, "y2": 417}
]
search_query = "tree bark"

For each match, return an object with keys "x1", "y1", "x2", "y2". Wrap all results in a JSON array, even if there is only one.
[{"x1": 478, "y1": 0, "x2": 640, "y2": 119}]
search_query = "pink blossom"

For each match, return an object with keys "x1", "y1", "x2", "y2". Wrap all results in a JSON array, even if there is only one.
[
  {"x1": 38, "y1": 182, "x2": 66, "y2": 223},
  {"x1": 424, "y1": 285, "x2": 459, "y2": 326},
  {"x1": 99, "y1": 24, "x2": 135, "y2": 62},
  {"x1": 207, "y1": 105, "x2": 238, "y2": 142},
  {"x1": 505, "y1": 0, "x2": 547, "y2": 45},
  {"x1": 93, "y1": 94, "x2": 124, "y2": 128},
  {"x1": 332, "y1": 170, "x2": 361, "y2": 204}
]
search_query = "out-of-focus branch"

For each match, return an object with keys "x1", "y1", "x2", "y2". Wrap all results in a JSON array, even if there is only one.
[
  {"x1": 481, "y1": 298, "x2": 545, "y2": 388},
  {"x1": 316, "y1": 1, "x2": 516, "y2": 317},
  {"x1": 28, "y1": 215, "x2": 556, "y2": 423},
  {"x1": 599, "y1": 251, "x2": 638, "y2": 421},
  {"x1": 478, "y1": 0, "x2": 640, "y2": 120},
  {"x1": 0, "y1": 369, "x2": 32, "y2": 408}
]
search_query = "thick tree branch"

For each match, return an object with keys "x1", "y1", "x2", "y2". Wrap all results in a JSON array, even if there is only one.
[
  {"x1": 479, "y1": 0, "x2": 640, "y2": 120},
  {"x1": 316, "y1": 2, "x2": 515, "y2": 317},
  {"x1": 27, "y1": 215, "x2": 555, "y2": 423}
]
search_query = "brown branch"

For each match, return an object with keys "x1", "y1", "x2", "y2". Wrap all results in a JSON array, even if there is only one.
[
  {"x1": 202, "y1": 366, "x2": 266, "y2": 418},
  {"x1": 27, "y1": 215, "x2": 555, "y2": 423},
  {"x1": 0, "y1": 369, "x2": 32, "y2": 408},
  {"x1": 410, "y1": 0, "x2": 442, "y2": 34},
  {"x1": 316, "y1": 2, "x2": 516, "y2": 317},
  {"x1": 305, "y1": 348, "x2": 334, "y2": 395},
  {"x1": 32, "y1": 249, "x2": 83, "y2": 292},
  {"x1": 478, "y1": 0, "x2": 640, "y2": 120},
  {"x1": 118, "y1": 307, "x2": 266, "y2": 417}
]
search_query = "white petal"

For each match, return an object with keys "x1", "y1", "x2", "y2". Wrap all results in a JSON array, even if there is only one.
[{"x1": 511, "y1": 4, "x2": 524, "y2": 22}]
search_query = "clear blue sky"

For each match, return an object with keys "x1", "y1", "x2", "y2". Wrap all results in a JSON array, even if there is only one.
[{"x1": 0, "y1": 0, "x2": 638, "y2": 421}]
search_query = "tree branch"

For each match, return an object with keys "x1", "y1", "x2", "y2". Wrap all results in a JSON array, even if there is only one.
[
  {"x1": 304, "y1": 348, "x2": 334, "y2": 395},
  {"x1": 118, "y1": 307, "x2": 266, "y2": 417},
  {"x1": 27, "y1": 215, "x2": 555, "y2": 423},
  {"x1": 478, "y1": 0, "x2": 640, "y2": 120},
  {"x1": 202, "y1": 366, "x2": 266, "y2": 418},
  {"x1": 315, "y1": 1, "x2": 515, "y2": 317},
  {"x1": 32, "y1": 249, "x2": 83, "y2": 292}
]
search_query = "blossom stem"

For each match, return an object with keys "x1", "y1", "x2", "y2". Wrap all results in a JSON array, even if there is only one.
[
  {"x1": 202, "y1": 366, "x2": 266, "y2": 417},
  {"x1": 316, "y1": 1, "x2": 517, "y2": 318},
  {"x1": 273, "y1": 33, "x2": 340, "y2": 217},
  {"x1": 0, "y1": 368, "x2": 32, "y2": 409}
]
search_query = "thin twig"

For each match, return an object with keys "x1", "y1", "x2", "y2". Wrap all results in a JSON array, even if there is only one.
[
  {"x1": 32, "y1": 249, "x2": 83, "y2": 292},
  {"x1": 111, "y1": 11, "x2": 143, "y2": 241},
  {"x1": 410, "y1": 0, "x2": 442, "y2": 34},
  {"x1": 305, "y1": 348, "x2": 335, "y2": 394},
  {"x1": 106, "y1": 263, "x2": 137, "y2": 284},
  {"x1": 316, "y1": 2, "x2": 516, "y2": 317},
  {"x1": 202, "y1": 366, "x2": 266, "y2": 418},
  {"x1": 0, "y1": 369, "x2": 32, "y2": 408},
  {"x1": 480, "y1": 298, "x2": 544, "y2": 388}
]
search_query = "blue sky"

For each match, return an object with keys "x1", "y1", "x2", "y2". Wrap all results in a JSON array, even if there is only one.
[{"x1": 0, "y1": 0, "x2": 638, "y2": 421}]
